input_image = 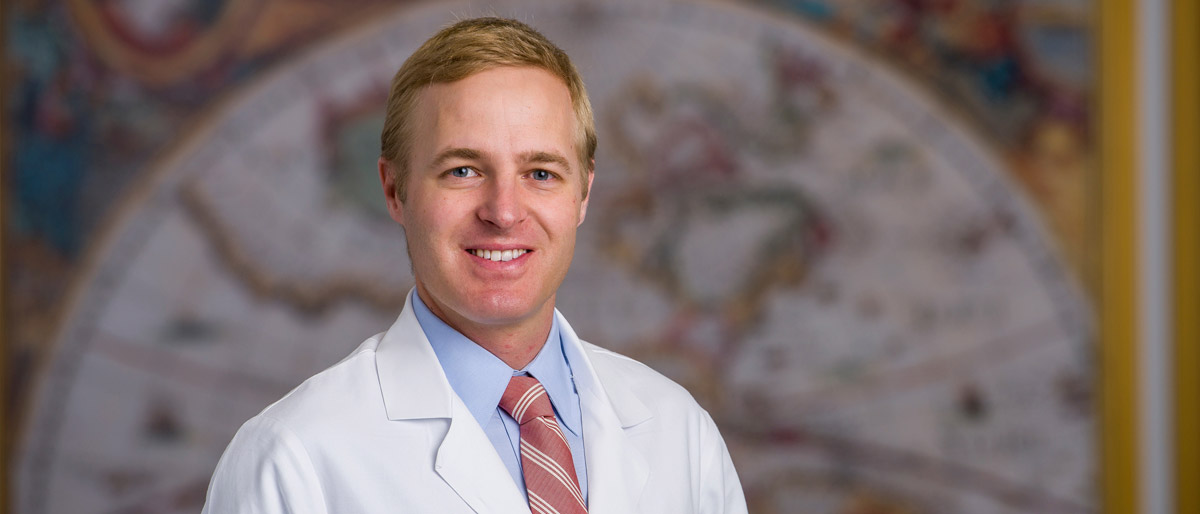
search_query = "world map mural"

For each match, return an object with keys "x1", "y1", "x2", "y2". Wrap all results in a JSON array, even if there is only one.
[{"x1": 6, "y1": 0, "x2": 1096, "y2": 512}]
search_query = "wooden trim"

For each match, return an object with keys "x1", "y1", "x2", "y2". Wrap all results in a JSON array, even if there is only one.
[
  {"x1": 1100, "y1": 1, "x2": 1140, "y2": 513},
  {"x1": 1173, "y1": 0, "x2": 1199, "y2": 511}
]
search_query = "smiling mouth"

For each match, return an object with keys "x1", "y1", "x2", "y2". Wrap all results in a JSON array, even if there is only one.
[{"x1": 468, "y1": 249, "x2": 529, "y2": 262}]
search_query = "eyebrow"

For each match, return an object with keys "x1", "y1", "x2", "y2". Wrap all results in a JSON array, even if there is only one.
[
  {"x1": 430, "y1": 148, "x2": 483, "y2": 169},
  {"x1": 520, "y1": 151, "x2": 572, "y2": 173}
]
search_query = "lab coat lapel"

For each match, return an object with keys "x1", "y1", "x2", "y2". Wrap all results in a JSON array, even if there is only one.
[
  {"x1": 579, "y1": 391, "x2": 650, "y2": 513},
  {"x1": 557, "y1": 312, "x2": 651, "y2": 514},
  {"x1": 434, "y1": 399, "x2": 530, "y2": 513},
  {"x1": 375, "y1": 295, "x2": 530, "y2": 513}
]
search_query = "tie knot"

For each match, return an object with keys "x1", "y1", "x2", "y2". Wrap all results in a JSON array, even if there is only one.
[{"x1": 498, "y1": 375, "x2": 554, "y2": 424}]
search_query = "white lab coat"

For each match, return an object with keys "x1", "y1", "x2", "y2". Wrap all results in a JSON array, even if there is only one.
[{"x1": 202, "y1": 298, "x2": 747, "y2": 514}]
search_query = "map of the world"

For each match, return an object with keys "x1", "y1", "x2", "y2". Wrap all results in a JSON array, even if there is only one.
[{"x1": 13, "y1": 1, "x2": 1094, "y2": 512}]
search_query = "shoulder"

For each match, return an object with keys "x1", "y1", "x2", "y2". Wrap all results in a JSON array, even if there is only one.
[
  {"x1": 580, "y1": 340, "x2": 708, "y2": 419},
  {"x1": 205, "y1": 404, "x2": 333, "y2": 513},
  {"x1": 582, "y1": 342, "x2": 685, "y2": 391},
  {"x1": 577, "y1": 340, "x2": 749, "y2": 512},
  {"x1": 252, "y1": 335, "x2": 386, "y2": 435},
  {"x1": 206, "y1": 335, "x2": 385, "y2": 497}
]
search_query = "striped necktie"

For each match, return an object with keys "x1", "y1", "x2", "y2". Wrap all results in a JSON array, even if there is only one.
[{"x1": 499, "y1": 375, "x2": 588, "y2": 514}]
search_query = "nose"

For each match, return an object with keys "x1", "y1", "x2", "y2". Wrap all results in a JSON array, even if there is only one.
[{"x1": 477, "y1": 175, "x2": 526, "y2": 229}]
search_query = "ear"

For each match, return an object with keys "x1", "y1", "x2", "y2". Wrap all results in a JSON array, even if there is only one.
[
  {"x1": 378, "y1": 157, "x2": 406, "y2": 225},
  {"x1": 578, "y1": 161, "x2": 595, "y2": 226}
]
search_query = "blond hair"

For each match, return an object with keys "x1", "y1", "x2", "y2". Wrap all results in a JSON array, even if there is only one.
[{"x1": 380, "y1": 17, "x2": 596, "y2": 201}]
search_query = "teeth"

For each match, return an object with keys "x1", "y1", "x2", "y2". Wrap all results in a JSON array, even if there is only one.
[{"x1": 471, "y1": 249, "x2": 527, "y2": 262}]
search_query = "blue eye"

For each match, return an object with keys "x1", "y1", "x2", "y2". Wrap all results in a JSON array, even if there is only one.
[
  {"x1": 531, "y1": 170, "x2": 552, "y2": 181},
  {"x1": 449, "y1": 166, "x2": 474, "y2": 178}
]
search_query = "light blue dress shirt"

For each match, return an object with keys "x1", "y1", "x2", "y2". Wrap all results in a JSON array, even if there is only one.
[{"x1": 411, "y1": 292, "x2": 588, "y2": 504}]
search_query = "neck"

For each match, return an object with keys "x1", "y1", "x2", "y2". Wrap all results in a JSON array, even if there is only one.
[{"x1": 416, "y1": 286, "x2": 554, "y2": 369}]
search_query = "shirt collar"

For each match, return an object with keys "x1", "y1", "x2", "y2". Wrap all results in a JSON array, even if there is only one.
[
  {"x1": 411, "y1": 292, "x2": 581, "y2": 436},
  {"x1": 520, "y1": 318, "x2": 580, "y2": 436}
]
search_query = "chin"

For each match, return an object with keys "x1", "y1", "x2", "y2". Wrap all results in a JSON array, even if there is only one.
[{"x1": 463, "y1": 290, "x2": 546, "y2": 324}]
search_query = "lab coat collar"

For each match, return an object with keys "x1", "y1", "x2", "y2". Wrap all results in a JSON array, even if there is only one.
[
  {"x1": 375, "y1": 292, "x2": 652, "y2": 513},
  {"x1": 376, "y1": 294, "x2": 456, "y2": 420}
]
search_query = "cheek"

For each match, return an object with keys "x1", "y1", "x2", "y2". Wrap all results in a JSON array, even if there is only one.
[
  {"x1": 403, "y1": 210, "x2": 442, "y2": 252},
  {"x1": 548, "y1": 211, "x2": 581, "y2": 248},
  {"x1": 410, "y1": 202, "x2": 473, "y2": 255}
]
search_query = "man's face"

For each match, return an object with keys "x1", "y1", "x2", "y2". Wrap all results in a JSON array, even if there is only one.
[{"x1": 381, "y1": 66, "x2": 592, "y2": 334}]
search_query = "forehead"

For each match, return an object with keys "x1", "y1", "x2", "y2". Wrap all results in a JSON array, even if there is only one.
[{"x1": 410, "y1": 66, "x2": 577, "y2": 158}]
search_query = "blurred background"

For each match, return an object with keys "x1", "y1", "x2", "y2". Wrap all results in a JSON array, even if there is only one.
[{"x1": 1, "y1": 0, "x2": 1194, "y2": 513}]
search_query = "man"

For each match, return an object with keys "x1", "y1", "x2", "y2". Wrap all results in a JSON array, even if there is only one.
[{"x1": 203, "y1": 17, "x2": 747, "y2": 514}]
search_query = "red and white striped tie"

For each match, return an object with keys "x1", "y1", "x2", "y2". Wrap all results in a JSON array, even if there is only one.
[{"x1": 499, "y1": 375, "x2": 588, "y2": 514}]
